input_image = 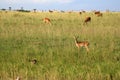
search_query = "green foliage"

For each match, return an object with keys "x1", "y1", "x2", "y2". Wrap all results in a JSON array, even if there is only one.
[{"x1": 0, "y1": 11, "x2": 120, "y2": 80}]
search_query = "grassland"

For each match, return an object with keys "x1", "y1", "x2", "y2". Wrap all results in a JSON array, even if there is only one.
[{"x1": 0, "y1": 11, "x2": 120, "y2": 80}]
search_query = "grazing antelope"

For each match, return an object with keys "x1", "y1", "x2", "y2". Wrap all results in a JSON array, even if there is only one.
[
  {"x1": 74, "y1": 36, "x2": 89, "y2": 52},
  {"x1": 97, "y1": 13, "x2": 103, "y2": 17},
  {"x1": 49, "y1": 10, "x2": 53, "y2": 13},
  {"x1": 79, "y1": 12, "x2": 82, "y2": 15},
  {"x1": 94, "y1": 11, "x2": 103, "y2": 17},
  {"x1": 82, "y1": 10, "x2": 86, "y2": 13},
  {"x1": 84, "y1": 16, "x2": 91, "y2": 24},
  {"x1": 94, "y1": 11, "x2": 100, "y2": 14},
  {"x1": 43, "y1": 17, "x2": 51, "y2": 25}
]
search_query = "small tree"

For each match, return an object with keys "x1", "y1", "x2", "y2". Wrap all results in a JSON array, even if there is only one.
[
  {"x1": 1, "y1": 8, "x2": 6, "y2": 11},
  {"x1": 21, "y1": 7, "x2": 23, "y2": 10},
  {"x1": 9, "y1": 7, "x2": 11, "y2": 11},
  {"x1": 33, "y1": 9, "x2": 37, "y2": 13}
]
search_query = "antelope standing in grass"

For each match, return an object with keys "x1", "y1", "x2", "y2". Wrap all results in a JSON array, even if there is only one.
[
  {"x1": 84, "y1": 16, "x2": 91, "y2": 25},
  {"x1": 94, "y1": 11, "x2": 100, "y2": 14},
  {"x1": 43, "y1": 17, "x2": 51, "y2": 25},
  {"x1": 74, "y1": 36, "x2": 89, "y2": 52},
  {"x1": 94, "y1": 11, "x2": 103, "y2": 17},
  {"x1": 97, "y1": 13, "x2": 103, "y2": 17}
]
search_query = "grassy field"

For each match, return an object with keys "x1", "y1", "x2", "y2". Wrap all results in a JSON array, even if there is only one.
[{"x1": 0, "y1": 11, "x2": 120, "y2": 80}]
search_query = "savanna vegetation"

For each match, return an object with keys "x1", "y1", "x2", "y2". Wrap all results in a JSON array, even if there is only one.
[{"x1": 0, "y1": 11, "x2": 120, "y2": 80}]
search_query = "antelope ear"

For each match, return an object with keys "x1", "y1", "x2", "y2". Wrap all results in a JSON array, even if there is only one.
[{"x1": 73, "y1": 35, "x2": 79, "y2": 39}]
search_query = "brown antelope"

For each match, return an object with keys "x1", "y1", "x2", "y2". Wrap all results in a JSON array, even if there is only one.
[
  {"x1": 82, "y1": 10, "x2": 86, "y2": 13},
  {"x1": 43, "y1": 17, "x2": 51, "y2": 25},
  {"x1": 84, "y1": 16, "x2": 91, "y2": 24},
  {"x1": 74, "y1": 36, "x2": 89, "y2": 52},
  {"x1": 79, "y1": 12, "x2": 82, "y2": 15},
  {"x1": 94, "y1": 11, "x2": 100, "y2": 14},
  {"x1": 96, "y1": 13, "x2": 103, "y2": 17},
  {"x1": 94, "y1": 11, "x2": 103, "y2": 17},
  {"x1": 49, "y1": 10, "x2": 53, "y2": 13}
]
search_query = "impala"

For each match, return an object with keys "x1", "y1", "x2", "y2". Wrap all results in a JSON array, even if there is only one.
[
  {"x1": 74, "y1": 36, "x2": 89, "y2": 52},
  {"x1": 84, "y1": 16, "x2": 91, "y2": 24},
  {"x1": 43, "y1": 17, "x2": 51, "y2": 25}
]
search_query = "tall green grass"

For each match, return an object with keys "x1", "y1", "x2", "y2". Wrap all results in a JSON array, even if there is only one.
[{"x1": 0, "y1": 11, "x2": 120, "y2": 80}]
